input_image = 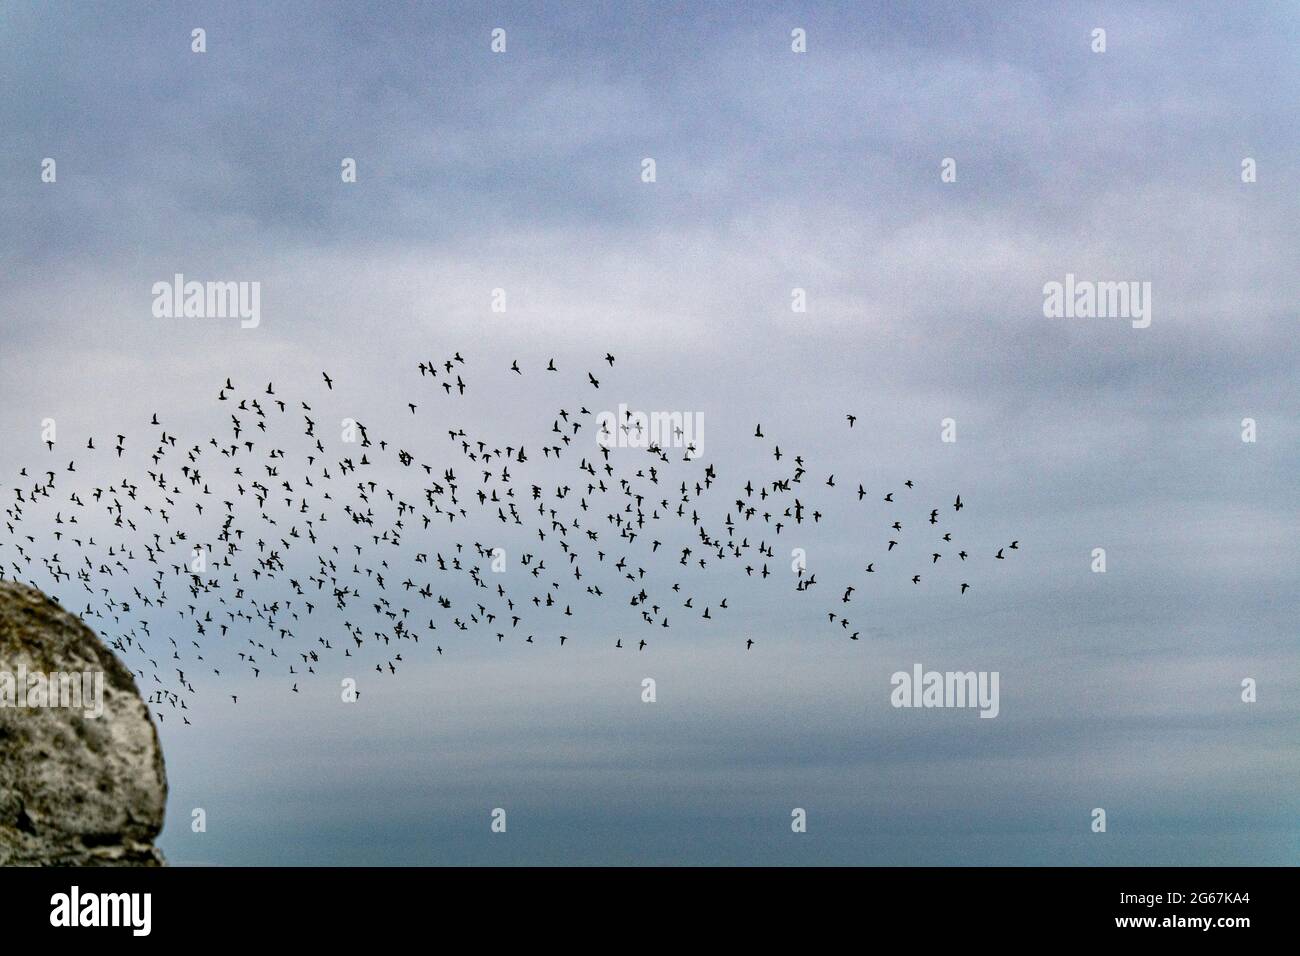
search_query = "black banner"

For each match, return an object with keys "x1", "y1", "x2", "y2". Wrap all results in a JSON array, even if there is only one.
[{"x1": 0, "y1": 866, "x2": 1279, "y2": 942}]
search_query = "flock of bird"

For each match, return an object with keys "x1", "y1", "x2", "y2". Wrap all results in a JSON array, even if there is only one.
[{"x1": 1, "y1": 353, "x2": 1023, "y2": 724}]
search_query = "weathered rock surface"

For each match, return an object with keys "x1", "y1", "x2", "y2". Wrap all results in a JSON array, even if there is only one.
[{"x1": 0, "y1": 581, "x2": 166, "y2": 865}]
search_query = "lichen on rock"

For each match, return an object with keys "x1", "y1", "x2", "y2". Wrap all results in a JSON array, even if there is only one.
[{"x1": 0, "y1": 581, "x2": 166, "y2": 865}]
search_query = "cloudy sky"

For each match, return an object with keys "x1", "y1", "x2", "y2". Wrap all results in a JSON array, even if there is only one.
[{"x1": 1, "y1": 1, "x2": 1296, "y2": 864}]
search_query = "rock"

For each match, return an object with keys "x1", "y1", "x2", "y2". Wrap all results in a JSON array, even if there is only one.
[{"x1": 0, "y1": 581, "x2": 167, "y2": 865}]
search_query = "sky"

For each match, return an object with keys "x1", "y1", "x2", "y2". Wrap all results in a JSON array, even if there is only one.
[{"x1": 0, "y1": 1, "x2": 1296, "y2": 865}]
